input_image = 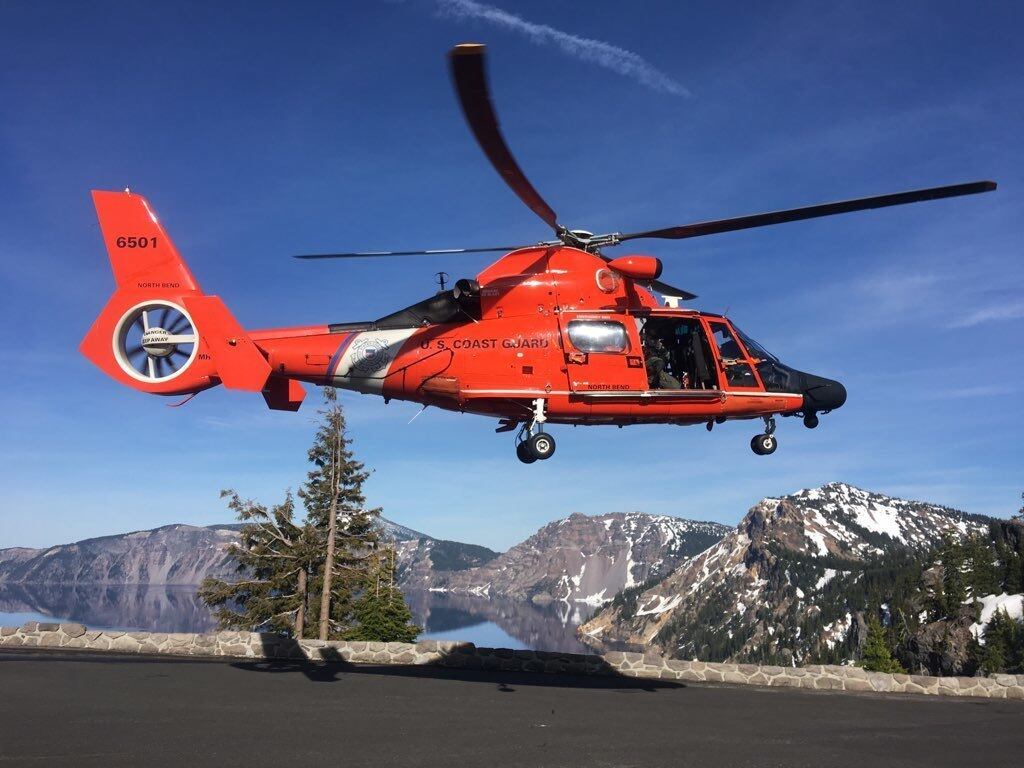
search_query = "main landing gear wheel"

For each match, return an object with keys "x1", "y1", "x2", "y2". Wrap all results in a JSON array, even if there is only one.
[
  {"x1": 527, "y1": 432, "x2": 556, "y2": 460},
  {"x1": 513, "y1": 397, "x2": 554, "y2": 464},
  {"x1": 751, "y1": 434, "x2": 777, "y2": 455},
  {"x1": 516, "y1": 441, "x2": 537, "y2": 464}
]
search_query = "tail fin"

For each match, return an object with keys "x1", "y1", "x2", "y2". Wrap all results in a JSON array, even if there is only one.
[
  {"x1": 91, "y1": 190, "x2": 200, "y2": 292},
  {"x1": 81, "y1": 189, "x2": 273, "y2": 396}
]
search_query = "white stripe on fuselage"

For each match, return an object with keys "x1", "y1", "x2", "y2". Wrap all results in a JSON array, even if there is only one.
[{"x1": 330, "y1": 329, "x2": 417, "y2": 394}]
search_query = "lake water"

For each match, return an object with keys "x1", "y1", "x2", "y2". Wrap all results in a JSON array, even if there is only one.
[{"x1": 0, "y1": 584, "x2": 600, "y2": 653}]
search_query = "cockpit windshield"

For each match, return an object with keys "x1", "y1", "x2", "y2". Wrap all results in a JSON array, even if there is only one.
[
  {"x1": 735, "y1": 327, "x2": 779, "y2": 363},
  {"x1": 734, "y1": 326, "x2": 797, "y2": 392}
]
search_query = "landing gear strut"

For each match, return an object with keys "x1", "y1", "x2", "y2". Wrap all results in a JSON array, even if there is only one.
[
  {"x1": 751, "y1": 416, "x2": 778, "y2": 456},
  {"x1": 515, "y1": 398, "x2": 556, "y2": 463}
]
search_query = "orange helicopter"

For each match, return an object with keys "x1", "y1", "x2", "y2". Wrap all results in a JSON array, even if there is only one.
[{"x1": 81, "y1": 44, "x2": 996, "y2": 463}]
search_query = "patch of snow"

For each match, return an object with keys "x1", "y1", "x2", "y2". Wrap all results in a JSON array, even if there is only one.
[
  {"x1": 969, "y1": 593, "x2": 1024, "y2": 642},
  {"x1": 814, "y1": 569, "x2": 838, "y2": 591},
  {"x1": 570, "y1": 562, "x2": 585, "y2": 589},
  {"x1": 636, "y1": 594, "x2": 682, "y2": 617},
  {"x1": 853, "y1": 502, "x2": 906, "y2": 543},
  {"x1": 623, "y1": 544, "x2": 636, "y2": 589},
  {"x1": 823, "y1": 612, "x2": 853, "y2": 650},
  {"x1": 576, "y1": 589, "x2": 608, "y2": 606},
  {"x1": 805, "y1": 530, "x2": 829, "y2": 557}
]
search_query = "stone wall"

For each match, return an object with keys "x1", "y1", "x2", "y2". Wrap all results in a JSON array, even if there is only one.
[{"x1": 3, "y1": 622, "x2": 1023, "y2": 700}]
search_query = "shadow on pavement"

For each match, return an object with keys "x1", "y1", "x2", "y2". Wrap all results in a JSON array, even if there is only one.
[{"x1": 230, "y1": 636, "x2": 682, "y2": 692}]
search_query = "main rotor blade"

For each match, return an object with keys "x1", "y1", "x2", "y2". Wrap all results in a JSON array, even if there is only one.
[
  {"x1": 449, "y1": 43, "x2": 561, "y2": 234},
  {"x1": 619, "y1": 181, "x2": 997, "y2": 242},
  {"x1": 294, "y1": 245, "x2": 528, "y2": 260}
]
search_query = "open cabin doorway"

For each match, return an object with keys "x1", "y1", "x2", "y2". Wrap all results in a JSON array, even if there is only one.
[{"x1": 638, "y1": 316, "x2": 718, "y2": 391}]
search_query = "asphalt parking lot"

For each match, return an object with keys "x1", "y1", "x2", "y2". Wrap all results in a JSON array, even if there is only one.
[{"x1": 1, "y1": 650, "x2": 1022, "y2": 767}]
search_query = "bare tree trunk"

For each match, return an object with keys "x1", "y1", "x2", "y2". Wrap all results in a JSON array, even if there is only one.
[
  {"x1": 389, "y1": 546, "x2": 395, "y2": 591},
  {"x1": 319, "y1": 511, "x2": 338, "y2": 640},
  {"x1": 295, "y1": 567, "x2": 307, "y2": 638},
  {"x1": 319, "y1": 425, "x2": 342, "y2": 641}
]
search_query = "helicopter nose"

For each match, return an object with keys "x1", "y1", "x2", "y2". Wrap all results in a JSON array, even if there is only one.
[{"x1": 802, "y1": 374, "x2": 847, "y2": 414}]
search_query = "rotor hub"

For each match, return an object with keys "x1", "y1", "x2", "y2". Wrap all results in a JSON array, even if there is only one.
[{"x1": 141, "y1": 327, "x2": 175, "y2": 357}]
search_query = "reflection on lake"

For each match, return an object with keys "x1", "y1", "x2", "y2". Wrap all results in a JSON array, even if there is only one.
[
  {"x1": 404, "y1": 591, "x2": 598, "y2": 654},
  {"x1": 0, "y1": 584, "x2": 600, "y2": 653},
  {"x1": 0, "y1": 583, "x2": 219, "y2": 633}
]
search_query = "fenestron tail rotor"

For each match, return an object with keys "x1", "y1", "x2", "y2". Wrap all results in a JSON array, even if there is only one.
[{"x1": 114, "y1": 301, "x2": 198, "y2": 383}]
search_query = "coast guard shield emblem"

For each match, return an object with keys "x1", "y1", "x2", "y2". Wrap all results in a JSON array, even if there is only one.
[{"x1": 349, "y1": 338, "x2": 390, "y2": 376}]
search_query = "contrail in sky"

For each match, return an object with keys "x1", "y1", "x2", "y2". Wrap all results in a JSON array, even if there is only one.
[{"x1": 433, "y1": 0, "x2": 690, "y2": 97}]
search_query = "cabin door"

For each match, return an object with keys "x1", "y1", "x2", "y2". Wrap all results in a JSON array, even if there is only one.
[{"x1": 558, "y1": 315, "x2": 646, "y2": 394}]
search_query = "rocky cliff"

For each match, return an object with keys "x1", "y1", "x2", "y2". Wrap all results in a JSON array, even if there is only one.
[
  {"x1": 427, "y1": 512, "x2": 729, "y2": 604},
  {"x1": 0, "y1": 524, "x2": 241, "y2": 585},
  {"x1": 0, "y1": 519, "x2": 492, "y2": 587},
  {"x1": 579, "y1": 483, "x2": 996, "y2": 666},
  {"x1": 0, "y1": 513, "x2": 727, "y2": 606}
]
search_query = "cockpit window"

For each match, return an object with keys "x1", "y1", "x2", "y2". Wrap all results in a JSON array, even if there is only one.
[
  {"x1": 735, "y1": 327, "x2": 779, "y2": 363},
  {"x1": 734, "y1": 326, "x2": 796, "y2": 392},
  {"x1": 708, "y1": 321, "x2": 759, "y2": 388},
  {"x1": 567, "y1": 320, "x2": 629, "y2": 353}
]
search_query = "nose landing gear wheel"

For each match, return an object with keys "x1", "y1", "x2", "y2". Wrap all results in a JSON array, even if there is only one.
[
  {"x1": 516, "y1": 442, "x2": 537, "y2": 464},
  {"x1": 527, "y1": 432, "x2": 556, "y2": 460},
  {"x1": 751, "y1": 434, "x2": 777, "y2": 455}
]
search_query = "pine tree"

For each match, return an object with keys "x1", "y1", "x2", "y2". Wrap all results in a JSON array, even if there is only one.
[
  {"x1": 1005, "y1": 516, "x2": 1024, "y2": 594},
  {"x1": 966, "y1": 535, "x2": 999, "y2": 598},
  {"x1": 198, "y1": 491, "x2": 317, "y2": 634},
  {"x1": 298, "y1": 388, "x2": 421, "y2": 641},
  {"x1": 973, "y1": 611, "x2": 1008, "y2": 675},
  {"x1": 345, "y1": 546, "x2": 421, "y2": 643},
  {"x1": 938, "y1": 534, "x2": 967, "y2": 616},
  {"x1": 199, "y1": 388, "x2": 419, "y2": 642},
  {"x1": 298, "y1": 387, "x2": 384, "y2": 640},
  {"x1": 859, "y1": 612, "x2": 906, "y2": 673}
]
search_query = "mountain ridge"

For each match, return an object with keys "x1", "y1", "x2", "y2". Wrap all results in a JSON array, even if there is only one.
[
  {"x1": 0, "y1": 512, "x2": 727, "y2": 603},
  {"x1": 579, "y1": 482, "x2": 1003, "y2": 668},
  {"x1": 418, "y1": 512, "x2": 730, "y2": 604}
]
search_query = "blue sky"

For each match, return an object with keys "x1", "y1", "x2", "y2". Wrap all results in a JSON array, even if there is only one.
[{"x1": 1, "y1": 0, "x2": 1021, "y2": 551}]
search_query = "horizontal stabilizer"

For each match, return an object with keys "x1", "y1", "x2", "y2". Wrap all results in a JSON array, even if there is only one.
[
  {"x1": 263, "y1": 376, "x2": 306, "y2": 411},
  {"x1": 182, "y1": 296, "x2": 272, "y2": 392}
]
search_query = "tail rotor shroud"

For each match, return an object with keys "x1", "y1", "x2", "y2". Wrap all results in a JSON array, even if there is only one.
[{"x1": 114, "y1": 300, "x2": 198, "y2": 383}]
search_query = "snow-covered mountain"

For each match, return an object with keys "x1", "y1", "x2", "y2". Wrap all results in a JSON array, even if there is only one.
[
  {"x1": 425, "y1": 512, "x2": 730, "y2": 604},
  {"x1": 579, "y1": 483, "x2": 996, "y2": 665},
  {"x1": 377, "y1": 519, "x2": 429, "y2": 542}
]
